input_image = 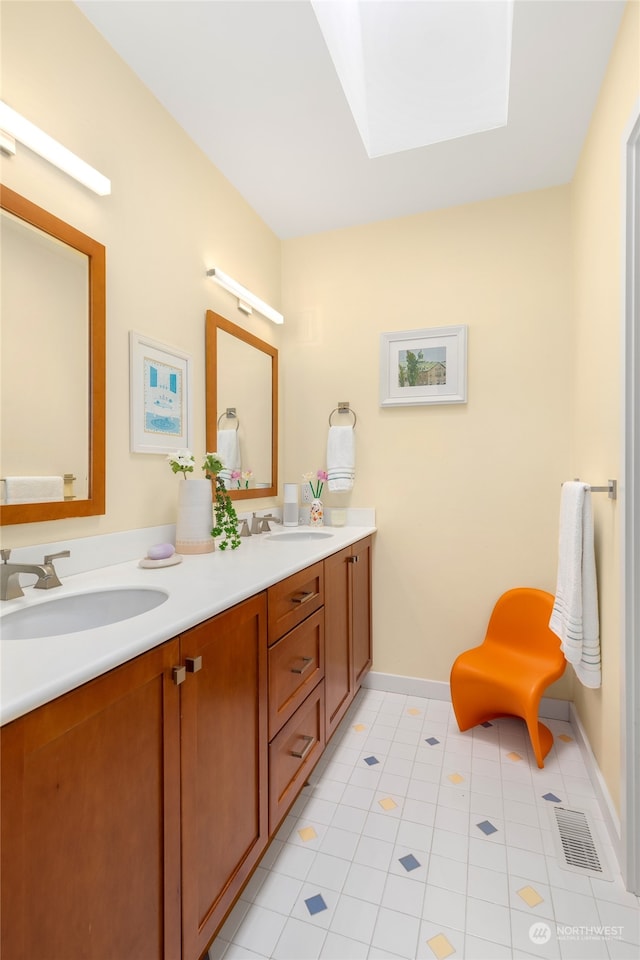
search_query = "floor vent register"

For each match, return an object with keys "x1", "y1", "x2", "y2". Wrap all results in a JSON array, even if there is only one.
[{"x1": 550, "y1": 806, "x2": 612, "y2": 880}]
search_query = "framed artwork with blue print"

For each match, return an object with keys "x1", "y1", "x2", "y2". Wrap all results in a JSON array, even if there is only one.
[{"x1": 129, "y1": 330, "x2": 193, "y2": 454}]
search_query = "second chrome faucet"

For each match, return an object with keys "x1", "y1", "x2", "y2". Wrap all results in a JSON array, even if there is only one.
[{"x1": 0, "y1": 549, "x2": 70, "y2": 600}]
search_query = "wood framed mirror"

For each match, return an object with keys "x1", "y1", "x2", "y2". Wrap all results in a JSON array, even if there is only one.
[
  {"x1": 0, "y1": 185, "x2": 106, "y2": 525},
  {"x1": 205, "y1": 310, "x2": 278, "y2": 500}
]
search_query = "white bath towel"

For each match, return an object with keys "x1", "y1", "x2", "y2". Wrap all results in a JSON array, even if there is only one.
[
  {"x1": 326, "y1": 426, "x2": 355, "y2": 491},
  {"x1": 549, "y1": 481, "x2": 601, "y2": 688},
  {"x1": 3, "y1": 475, "x2": 64, "y2": 503},
  {"x1": 216, "y1": 429, "x2": 241, "y2": 486}
]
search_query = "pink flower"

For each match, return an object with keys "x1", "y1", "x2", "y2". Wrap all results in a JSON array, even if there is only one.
[{"x1": 303, "y1": 469, "x2": 327, "y2": 499}]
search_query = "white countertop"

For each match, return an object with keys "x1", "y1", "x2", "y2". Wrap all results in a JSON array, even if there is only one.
[{"x1": 0, "y1": 525, "x2": 375, "y2": 726}]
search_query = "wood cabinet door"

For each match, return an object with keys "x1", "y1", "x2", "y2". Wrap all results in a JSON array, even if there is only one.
[
  {"x1": 324, "y1": 537, "x2": 373, "y2": 741},
  {"x1": 180, "y1": 593, "x2": 268, "y2": 960},
  {"x1": 351, "y1": 536, "x2": 373, "y2": 687},
  {"x1": 323, "y1": 544, "x2": 353, "y2": 741},
  {"x1": 1, "y1": 638, "x2": 182, "y2": 960}
]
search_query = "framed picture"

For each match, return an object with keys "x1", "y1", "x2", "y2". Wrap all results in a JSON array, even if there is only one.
[
  {"x1": 379, "y1": 325, "x2": 467, "y2": 407},
  {"x1": 129, "y1": 331, "x2": 193, "y2": 454}
]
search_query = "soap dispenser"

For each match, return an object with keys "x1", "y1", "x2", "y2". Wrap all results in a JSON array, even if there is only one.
[{"x1": 283, "y1": 483, "x2": 299, "y2": 526}]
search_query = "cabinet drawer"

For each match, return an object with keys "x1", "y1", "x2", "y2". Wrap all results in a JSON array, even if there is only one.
[
  {"x1": 268, "y1": 608, "x2": 324, "y2": 739},
  {"x1": 267, "y1": 562, "x2": 324, "y2": 644},
  {"x1": 268, "y1": 682, "x2": 325, "y2": 833}
]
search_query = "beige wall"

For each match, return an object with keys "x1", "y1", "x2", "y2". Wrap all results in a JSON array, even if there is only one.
[
  {"x1": 569, "y1": 0, "x2": 640, "y2": 814},
  {"x1": 281, "y1": 188, "x2": 574, "y2": 698},
  {"x1": 0, "y1": 0, "x2": 282, "y2": 549}
]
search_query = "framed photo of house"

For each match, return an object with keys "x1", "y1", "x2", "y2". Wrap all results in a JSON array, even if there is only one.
[
  {"x1": 379, "y1": 325, "x2": 467, "y2": 407},
  {"x1": 129, "y1": 331, "x2": 193, "y2": 454}
]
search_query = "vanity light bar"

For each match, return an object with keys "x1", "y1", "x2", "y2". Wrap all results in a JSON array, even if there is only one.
[
  {"x1": 0, "y1": 130, "x2": 16, "y2": 156},
  {"x1": 206, "y1": 267, "x2": 284, "y2": 325},
  {"x1": 0, "y1": 101, "x2": 111, "y2": 196}
]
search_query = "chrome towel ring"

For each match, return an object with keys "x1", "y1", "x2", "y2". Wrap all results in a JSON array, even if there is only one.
[
  {"x1": 328, "y1": 402, "x2": 357, "y2": 428},
  {"x1": 217, "y1": 408, "x2": 240, "y2": 431}
]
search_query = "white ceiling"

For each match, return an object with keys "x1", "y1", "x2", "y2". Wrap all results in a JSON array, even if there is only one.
[{"x1": 75, "y1": 0, "x2": 626, "y2": 239}]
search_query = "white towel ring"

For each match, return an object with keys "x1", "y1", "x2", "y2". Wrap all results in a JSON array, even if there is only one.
[{"x1": 328, "y1": 406, "x2": 357, "y2": 428}]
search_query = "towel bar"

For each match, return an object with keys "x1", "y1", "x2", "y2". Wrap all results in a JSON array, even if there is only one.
[
  {"x1": 564, "y1": 478, "x2": 617, "y2": 500},
  {"x1": 1, "y1": 474, "x2": 76, "y2": 500}
]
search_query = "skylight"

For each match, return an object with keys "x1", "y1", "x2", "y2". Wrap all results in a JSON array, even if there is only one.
[{"x1": 311, "y1": 0, "x2": 514, "y2": 158}]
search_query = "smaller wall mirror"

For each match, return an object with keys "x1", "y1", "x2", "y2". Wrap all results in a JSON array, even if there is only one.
[
  {"x1": 0, "y1": 186, "x2": 106, "y2": 526},
  {"x1": 205, "y1": 311, "x2": 278, "y2": 500}
]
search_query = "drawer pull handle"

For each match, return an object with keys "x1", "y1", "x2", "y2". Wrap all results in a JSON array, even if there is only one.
[
  {"x1": 347, "y1": 555, "x2": 360, "y2": 564},
  {"x1": 291, "y1": 735, "x2": 315, "y2": 760},
  {"x1": 172, "y1": 665, "x2": 186, "y2": 686},
  {"x1": 291, "y1": 656, "x2": 313, "y2": 675},
  {"x1": 291, "y1": 590, "x2": 317, "y2": 605},
  {"x1": 185, "y1": 656, "x2": 202, "y2": 673}
]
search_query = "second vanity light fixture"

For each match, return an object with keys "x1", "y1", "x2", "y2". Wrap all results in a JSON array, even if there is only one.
[
  {"x1": 206, "y1": 267, "x2": 284, "y2": 325},
  {"x1": 0, "y1": 101, "x2": 111, "y2": 196}
]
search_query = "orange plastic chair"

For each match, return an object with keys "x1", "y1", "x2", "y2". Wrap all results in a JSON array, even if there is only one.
[{"x1": 449, "y1": 588, "x2": 566, "y2": 768}]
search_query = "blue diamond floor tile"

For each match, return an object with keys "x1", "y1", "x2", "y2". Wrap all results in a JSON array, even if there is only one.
[
  {"x1": 481, "y1": 721, "x2": 494, "y2": 728},
  {"x1": 364, "y1": 756, "x2": 379, "y2": 766},
  {"x1": 425, "y1": 737, "x2": 440, "y2": 746},
  {"x1": 542, "y1": 792, "x2": 562, "y2": 802},
  {"x1": 399, "y1": 853, "x2": 421, "y2": 872},
  {"x1": 476, "y1": 820, "x2": 498, "y2": 835},
  {"x1": 305, "y1": 894, "x2": 328, "y2": 916}
]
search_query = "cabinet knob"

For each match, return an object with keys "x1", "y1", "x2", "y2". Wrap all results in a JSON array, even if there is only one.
[
  {"x1": 172, "y1": 665, "x2": 186, "y2": 685},
  {"x1": 185, "y1": 656, "x2": 203, "y2": 673}
]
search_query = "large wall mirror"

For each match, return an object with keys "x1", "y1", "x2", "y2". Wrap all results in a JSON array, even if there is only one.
[
  {"x1": 205, "y1": 310, "x2": 278, "y2": 500},
  {"x1": 0, "y1": 186, "x2": 105, "y2": 525}
]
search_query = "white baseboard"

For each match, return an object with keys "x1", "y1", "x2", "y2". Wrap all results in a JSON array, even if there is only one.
[
  {"x1": 362, "y1": 671, "x2": 571, "y2": 720},
  {"x1": 569, "y1": 702, "x2": 621, "y2": 861},
  {"x1": 362, "y1": 671, "x2": 452, "y2": 702}
]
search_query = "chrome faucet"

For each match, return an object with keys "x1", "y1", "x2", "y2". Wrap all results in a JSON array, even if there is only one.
[
  {"x1": 250, "y1": 513, "x2": 283, "y2": 534},
  {"x1": 260, "y1": 514, "x2": 282, "y2": 531},
  {"x1": 0, "y1": 549, "x2": 70, "y2": 600},
  {"x1": 250, "y1": 513, "x2": 263, "y2": 535}
]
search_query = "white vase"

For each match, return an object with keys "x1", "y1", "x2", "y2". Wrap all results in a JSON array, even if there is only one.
[{"x1": 175, "y1": 479, "x2": 214, "y2": 554}]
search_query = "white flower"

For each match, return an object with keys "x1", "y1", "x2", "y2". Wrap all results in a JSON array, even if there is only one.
[{"x1": 167, "y1": 449, "x2": 195, "y2": 475}]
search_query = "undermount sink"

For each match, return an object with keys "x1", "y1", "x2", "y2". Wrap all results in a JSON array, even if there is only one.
[
  {"x1": 0, "y1": 587, "x2": 169, "y2": 641},
  {"x1": 266, "y1": 531, "x2": 334, "y2": 542}
]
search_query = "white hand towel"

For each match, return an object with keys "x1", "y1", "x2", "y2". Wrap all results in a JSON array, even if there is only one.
[
  {"x1": 216, "y1": 429, "x2": 241, "y2": 486},
  {"x1": 326, "y1": 426, "x2": 355, "y2": 492},
  {"x1": 549, "y1": 481, "x2": 601, "y2": 688},
  {"x1": 3, "y1": 476, "x2": 64, "y2": 503}
]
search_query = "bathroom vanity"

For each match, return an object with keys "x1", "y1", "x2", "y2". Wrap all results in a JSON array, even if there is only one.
[{"x1": 0, "y1": 528, "x2": 373, "y2": 960}]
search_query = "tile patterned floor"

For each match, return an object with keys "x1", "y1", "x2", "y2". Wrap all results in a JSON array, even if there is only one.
[{"x1": 209, "y1": 689, "x2": 640, "y2": 960}]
